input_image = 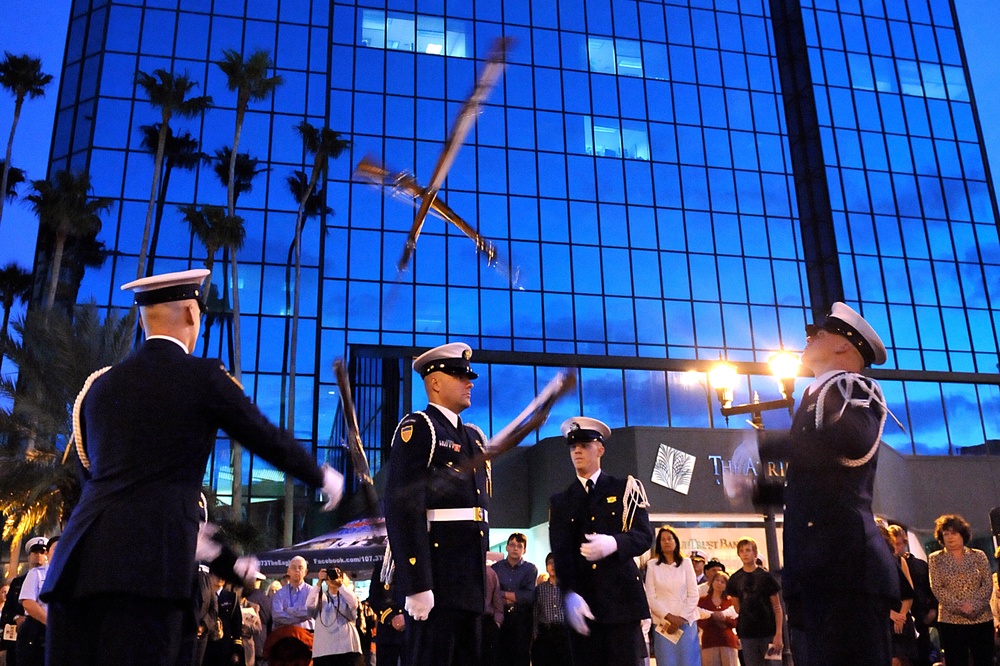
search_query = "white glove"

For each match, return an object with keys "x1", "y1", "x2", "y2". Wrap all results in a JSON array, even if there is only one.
[
  {"x1": 195, "y1": 522, "x2": 222, "y2": 562},
  {"x1": 565, "y1": 591, "x2": 594, "y2": 635},
  {"x1": 580, "y1": 533, "x2": 618, "y2": 561},
  {"x1": 321, "y1": 464, "x2": 345, "y2": 511},
  {"x1": 233, "y1": 555, "x2": 260, "y2": 588},
  {"x1": 404, "y1": 590, "x2": 435, "y2": 621}
]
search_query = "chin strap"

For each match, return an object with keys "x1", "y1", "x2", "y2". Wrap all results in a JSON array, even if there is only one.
[
  {"x1": 622, "y1": 475, "x2": 649, "y2": 532},
  {"x1": 814, "y1": 373, "x2": 905, "y2": 468}
]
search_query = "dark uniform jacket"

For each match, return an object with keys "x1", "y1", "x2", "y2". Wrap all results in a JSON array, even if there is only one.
[
  {"x1": 549, "y1": 472, "x2": 653, "y2": 624},
  {"x1": 41, "y1": 338, "x2": 325, "y2": 603},
  {"x1": 383, "y1": 405, "x2": 490, "y2": 615},
  {"x1": 762, "y1": 372, "x2": 899, "y2": 605}
]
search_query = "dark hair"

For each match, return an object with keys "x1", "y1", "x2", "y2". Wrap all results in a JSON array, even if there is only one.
[
  {"x1": 545, "y1": 552, "x2": 555, "y2": 565},
  {"x1": 653, "y1": 526, "x2": 684, "y2": 567},
  {"x1": 934, "y1": 513, "x2": 971, "y2": 545},
  {"x1": 736, "y1": 537, "x2": 758, "y2": 554},
  {"x1": 507, "y1": 532, "x2": 527, "y2": 547}
]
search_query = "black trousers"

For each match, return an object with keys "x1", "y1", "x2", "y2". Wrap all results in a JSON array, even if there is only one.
[
  {"x1": 47, "y1": 594, "x2": 193, "y2": 666},
  {"x1": 567, "y1": 621, "x2": 643, "y2": 666},
  {"x1": 14, "y1": 617, "x2": 44, "y2": 666},
  {"x1": 532, "y1": 623, "x2": 573, "y2": 666},
  {"x1": 497, "y1": 605, "x2": 532, "y2": 666},
  {"x1": 788, "y1": 593, "x2": 891, "y2": 666},
  {"x1": 937, "y1": 620, "x2": 993, "y2": 666},
  {"x1": 405, "y1": 607, "x2": 480, "y2": 666}
]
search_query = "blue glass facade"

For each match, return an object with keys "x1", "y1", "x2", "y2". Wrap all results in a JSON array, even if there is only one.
[{"x1": 40, "y1": 0, "x2": 1000, "y2": 505}]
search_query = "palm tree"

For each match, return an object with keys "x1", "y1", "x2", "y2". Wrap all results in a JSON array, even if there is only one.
[
  {"x1": 215, "y1": 49, "x2": 282, "y2": 519},
  {"x1": 0, "y1": 262, "x2": 32, "y2": 376},
  {"x1": 27, "y1": 171, "x2": 113, "y2": 311},
  {"x1": 282, "y1": 122, "x2": 349, "y2": 544},
  {"x1": 0, "y1": 160, "x2": 25, "y2": 201},
  {"x1": 139, "y1": 124, "x2": 203, "y2": 276},
  {"x1": 134, "y1": 69, "x2": 212, "y2": 279},
  {"x1": 199, "y1": 283, "x2": 231, "y2": 358},
  {"x1": 208, "y1": 137, "x2": 269, "y2": 520},
  {"x1": 0, "y1": 302, "x2": 135, "y2": 580},
  {"x1": 214, "y1": 49, "x2": 282, "y2": 222},
  {"x1": 179, "y1": 203, "x2": 245, "y2": 302},
  {"x1": 0, "y1": 53, "x2": 52, "y2": 230}
]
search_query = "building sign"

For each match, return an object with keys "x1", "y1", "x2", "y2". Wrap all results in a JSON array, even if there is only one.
[{"x1": 651, "y1": 444, "x2": 697, "y2": 495}]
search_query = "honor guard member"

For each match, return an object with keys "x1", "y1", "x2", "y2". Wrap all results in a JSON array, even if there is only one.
[
  {"x1": 760, "y1": 303, "x2": 901, "y2": 666},
  {"x1": 41, "y1": 269, "x2": 344, "y2": 666},
  {"x1": 548, "y1": 417, "x2": 654, "y2": 666},
  {"x1": 383, "y1": 342, "x2": 491, "y2": 666}
]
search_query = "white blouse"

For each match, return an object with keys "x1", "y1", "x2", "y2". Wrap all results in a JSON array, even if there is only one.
[
  {"x1": 644, "y1": 556, "x2": 701, "y2": 626},
  {"x1": 307, "y1": 583, "x2": 363, "y2": 657}
]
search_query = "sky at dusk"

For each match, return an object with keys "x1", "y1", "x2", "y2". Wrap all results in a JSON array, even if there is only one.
[{"x1": 1, "y1": 0, "x2": 999, "y2": 272}]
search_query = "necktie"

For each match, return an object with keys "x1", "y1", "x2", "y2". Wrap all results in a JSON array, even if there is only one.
[{"x1": 586, "y1": 479, "x2": 594, "y2": 494}]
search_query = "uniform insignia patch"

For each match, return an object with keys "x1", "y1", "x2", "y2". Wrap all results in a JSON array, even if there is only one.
[
  {"x1": 401, "y1": 425, "x2": 413, "y2": 442},
  {"x1": 606, "y1": 496, "x2": 617, "y2": 504},
  {"x1": 408, "y1": 557, "x2": 416, "y2": 565},
  {"x1": 437, "y1": 440, "x2": 461, "y2": 452}
]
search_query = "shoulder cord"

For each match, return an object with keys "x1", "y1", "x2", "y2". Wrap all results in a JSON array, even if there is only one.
[
  {"x1": 465, "y1": 422, "x2": 492, "y2": 496},
  {"x1": 68, "y1": 366, "x2": 113, "y2": 470},
  {"x1": 814, "y1": 373, "x2": 905, "y2": 468},
  {"x1": 381, "y1": 411, "x2": 436, "y2": 585},
  {"x1": 380, "y1": 541, "x2": 395, "y2": 585},
  {"x1": 623, "y1": 475, "x2": 650, "y2": 532}
]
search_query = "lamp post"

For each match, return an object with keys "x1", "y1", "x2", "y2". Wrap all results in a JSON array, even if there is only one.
[{"x1": 710, "y1": 351, "x2": 799, "y2": 665}]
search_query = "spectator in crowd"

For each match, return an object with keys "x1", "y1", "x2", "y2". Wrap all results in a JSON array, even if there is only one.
[
  {"x1": 193, "y1": 566, "x2": 220, "y2": 665},
  {"x1": 0, "y1": 584, "x2": 7, "y2": 666},
  {"x1": 699, "y1": 560, "x2": 726, "y2": 598},
  {"x1": 724, "y1": 538, "x2": 782, "y2": 666},
  {"x1": 367, "y1": 566, "x2": 405, "y2": 666},
  {"x1": 0, "y1": 536, "x2": 47, "y2": 666},
  {"x1": 492, "y1": 532, "x2": 537, "y2": 666},
  {"x1": 549, "y1": 416, "x2": 653, "y2": 666},
  {"x1": 244, "y1": 573, "x2": 272, "y2": 666},
  {"x1": 878, "y1": 522, "x2": 915, "y2": 666},
  {"x1": 482, "y1": 563, "x2": 505, "y2": 666},
  {"x1": 15, "y1": 537, "x2": 58, "y2": 666},
  {"x1": 643, "y1": 525, "x2": 701, "y2": 666},
  {"x1": 890, "y1": 525, "x2": 937, "y2": 666},
  {"x1": 308, "y1": 567, "x2": 363, "y2": 666},
  {"x1": 698, "y1": 570, "x2": 738, "y2": 666},
  {"x1": 927, "y1": 514, "x2": 993, "y2": 666},
  {"x1": 273, "y1": 557, "x2": 314, "y2": 631},
  {"x1": 691, "y1": 551, "x2": 708, "y2": 585},
  {"x1": 532, "y1": 552, "x2": 571, "y2": 666},
  {"x1": 203, "y1": 573, "x2": 245, "y2": 666}
]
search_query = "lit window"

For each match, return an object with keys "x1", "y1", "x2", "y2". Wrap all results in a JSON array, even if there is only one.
[
  {"x1": 616, "y1": 39, "x2": 643, "y2": 77},
  {"x1": 360, "y1": 9, "x2": 385, "y2": 49},
  {"x1": 622, "y1": 121, "x2": 650, "y2": 160},
  {"x1": 588, "y1": 37, "x2": 617, "y2": 74},
  {"x1": 417, "y1": 15, "x2": 444, "y2": 55},
  {"x1": 386, "y1": 13, "x2": 415, "y2": 52}
]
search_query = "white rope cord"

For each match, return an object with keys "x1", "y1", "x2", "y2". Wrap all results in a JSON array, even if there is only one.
[
  {"x1": 70, "y1": 366, "x2": 112, "y2": 470},
  {"x1": 814, "y1": 373, "x2": 905, "y2": 468},
  {"x1": 622, "y1": 475, "x2": 649, "y2": 532},
  {"x1": 380, "y1": 540, "x2": 395, "y2": 585}
]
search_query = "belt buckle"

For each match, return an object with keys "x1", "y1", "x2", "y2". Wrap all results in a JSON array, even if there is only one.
[{"x1": 473, "y1": 507, "x2": 484, "y2": 522}]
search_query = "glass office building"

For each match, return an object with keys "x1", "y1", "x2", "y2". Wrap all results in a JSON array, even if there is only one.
[{"x1": 41, "y1": 0, "x2": 1000, "y2": 507}]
